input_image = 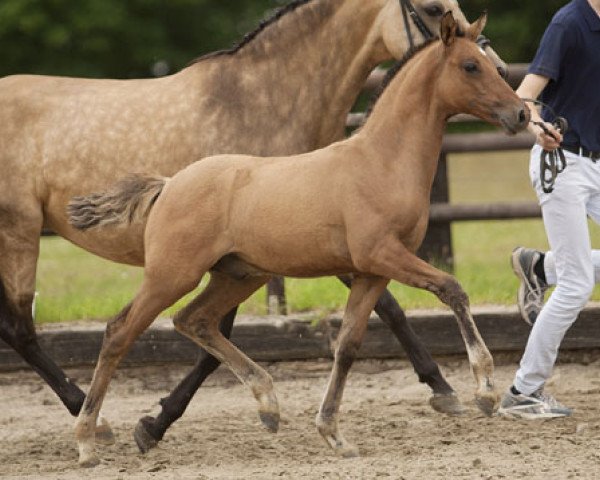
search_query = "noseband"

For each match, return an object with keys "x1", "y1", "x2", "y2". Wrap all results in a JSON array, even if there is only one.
[{"x1": 399, "y1": 0, "x2": 492, "y2": 52}]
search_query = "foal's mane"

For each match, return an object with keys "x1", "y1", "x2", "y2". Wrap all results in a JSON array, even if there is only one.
[
  {"x1": 363, "y1": 37, "x2": 439, "y2": 120},
  {"x1": 189, "y1": 0, "x2": 317, "y2": 65}
]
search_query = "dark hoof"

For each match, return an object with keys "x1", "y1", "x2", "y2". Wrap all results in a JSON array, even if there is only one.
[
  {"x1": 429, "y1": 393, "x2": 468, "y2": 416},
  {"x1": 134, "y1": 416, "x2": 160, "y2": 454},
  {"x1": 475, "y1": 393, "x2": 499, "y2": 417},
  {"x1": 259, "y1": 411, "x2": 280, "y2": 433}
]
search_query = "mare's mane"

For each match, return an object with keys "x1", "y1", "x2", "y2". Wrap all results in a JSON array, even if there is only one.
[{"x1": 189, "y1": 0, "x2": 317, "y2": 65}]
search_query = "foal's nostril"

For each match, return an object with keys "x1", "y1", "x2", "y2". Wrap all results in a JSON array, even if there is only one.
[
  {"x1": 497, "y1": 66, "x2": 508, "y2": 79},
  {"x1": 518, "y1": 108, "x2": 528, "y2": 125}
]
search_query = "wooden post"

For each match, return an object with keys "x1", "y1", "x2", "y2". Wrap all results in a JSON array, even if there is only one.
[
  {"x1": 418, "y1": 152, "x2": 454, "y2": 271},
  {"x1": 267, "y1": 276, "x2": 287, "y2": 315}
]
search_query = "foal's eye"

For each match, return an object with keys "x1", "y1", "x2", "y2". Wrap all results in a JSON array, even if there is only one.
[
  {"x1": 463, "y1": 62, "x2": 479, "y2": 74},
  {"x1": 423, "y1": 4, "x2": 444, "y2": 17}
]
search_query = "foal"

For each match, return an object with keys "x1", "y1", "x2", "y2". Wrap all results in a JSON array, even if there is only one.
[{"x1": 69, "y1": 13, "x2": 528, "y2": 466}]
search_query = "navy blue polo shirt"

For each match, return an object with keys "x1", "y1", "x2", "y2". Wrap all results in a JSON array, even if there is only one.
[{"x1": 528, "y1": 0, "x2": 600, "y2": 151}]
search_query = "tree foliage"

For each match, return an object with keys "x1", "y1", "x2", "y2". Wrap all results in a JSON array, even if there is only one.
[{"x1": 0, "y1": 0, "x2": 570, "y2": 78}]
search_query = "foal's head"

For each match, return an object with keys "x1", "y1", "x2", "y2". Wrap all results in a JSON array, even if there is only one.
[{"x1": 436, "y1": 12, "x2": 529, "y2": 133}]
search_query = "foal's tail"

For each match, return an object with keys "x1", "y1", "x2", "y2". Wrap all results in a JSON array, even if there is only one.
[{"x1": 68, "y1": 174, "x2": 167, "y2": 231}]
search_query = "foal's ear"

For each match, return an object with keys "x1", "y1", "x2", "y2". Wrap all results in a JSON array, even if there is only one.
[
  {"x1": 440, "y1": 11, "x2": 458, "y2": 46},
  {"x1": 466, "y1": 12, "x2": 487, "y2": 41}
]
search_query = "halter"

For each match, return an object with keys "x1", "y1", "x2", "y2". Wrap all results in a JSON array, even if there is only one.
[{"x1": 399, "y1": 1, "x2": 492, "y2": 53}]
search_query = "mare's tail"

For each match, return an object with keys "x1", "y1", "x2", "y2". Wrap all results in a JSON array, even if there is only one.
[{"x1": 68, "y1": 174, "x2": 167, "y2": 231}]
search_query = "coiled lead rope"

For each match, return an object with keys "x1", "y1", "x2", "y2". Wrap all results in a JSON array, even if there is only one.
[{"x1": 521, "y1": 98, "x2": 569, "y2": 194}]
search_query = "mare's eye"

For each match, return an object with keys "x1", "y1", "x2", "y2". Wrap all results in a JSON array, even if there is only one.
[
  {"x1": 463, "y1": 61, "x2": 479, "y2": 74},
  {"x1": 423, "y1": 4, "x2": 444, "y2": 17}
]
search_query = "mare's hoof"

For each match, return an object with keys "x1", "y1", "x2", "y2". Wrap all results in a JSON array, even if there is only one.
[
  {"x1": 95, "y1": 417, "x2": 115, "y2": 446},
  {"x1": 475, "y1": 391, "x2": 499, "y2": 417},
  {"x1": 134, "y1": 416, "x2": 160, "y2": 453},
  {"x1": 429, "y1": 393, "x2": 467, "y2": 416},
  {"x1": 259, "y1": 411, "x2": 280, "y2": 433}
]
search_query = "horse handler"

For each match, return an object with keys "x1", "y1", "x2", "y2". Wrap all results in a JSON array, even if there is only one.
[{"x1": 499, "y1": 0, "x2": 600, "y2": 419}]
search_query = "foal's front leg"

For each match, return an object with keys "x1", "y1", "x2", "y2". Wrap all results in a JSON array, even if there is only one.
[
  {"x1": 316, "y1": 276, "x2": 388, "y2": 457},
  {"x1": 336, "y1": 275, "x2": 464, "y2": 415},
  {"x1": 361, "y1": 239, "x2": 498, "y2": 415}
]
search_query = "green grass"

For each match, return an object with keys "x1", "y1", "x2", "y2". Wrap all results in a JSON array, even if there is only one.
[{"x1": 34, "y1": 150, "x2": 600, "y2": 323}]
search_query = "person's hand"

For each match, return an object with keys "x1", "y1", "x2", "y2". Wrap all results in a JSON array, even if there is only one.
[{"x1": 531, "y1": 121, "x2": 563, "y2": 151}]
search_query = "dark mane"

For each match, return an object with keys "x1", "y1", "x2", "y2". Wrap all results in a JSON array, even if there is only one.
[
  {"x1": 363, "y1": 37, "x2": 439, "y2": 121},
  {"x1": 188, "y1": 0, "x2": 315, "y2": 65}
]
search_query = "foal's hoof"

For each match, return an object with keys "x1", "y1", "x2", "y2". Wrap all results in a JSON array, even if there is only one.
[
  {"x1": 134, "y1": 416, "x2": 160, "y2": 453},
  {"x1": 475, "y1": 391, "x2": 499, "y2": 417},
  {"x1": 78, "y1": 451, "x2": 100, "y2": 468},
  {"x1": 259, "y1": 411, "x2": 280, "y2": 433},
  {"x1": 94, "y1": 417, "x2": 115, "y2": 446},
  {"x1": 336, "y1": 443, "x2": 360, "y2": 458},
  {"x1": 429, "y1": 393, "x2": 467, "y2": 416}
]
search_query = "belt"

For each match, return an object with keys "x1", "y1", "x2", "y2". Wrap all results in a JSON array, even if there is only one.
[{"x1": 562, "y1": 144, "x2": 600, "y2": 161}]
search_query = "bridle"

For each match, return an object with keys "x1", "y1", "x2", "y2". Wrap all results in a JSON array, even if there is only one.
[
  {"x1": 400, "y1": 0, "x2": 434, "y2": 50},
  {"x1": 399, "y1": 0, "x2": 492, "y2": 54}
]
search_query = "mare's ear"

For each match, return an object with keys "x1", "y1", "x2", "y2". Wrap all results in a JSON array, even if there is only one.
[
  {"x1": 440, "y1": 11, "x2": 458, "y2": 46},
  {"x1": 466, "y1": 12, "x2": 487, "y2": 41}
]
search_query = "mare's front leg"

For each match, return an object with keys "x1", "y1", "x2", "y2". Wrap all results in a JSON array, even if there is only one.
[
  {"x1": 134, "y1": 306, "x2": 237, "y2": 453},
  {"x1": 336, "y1": 275, "x2": 464, "y2": 415},
  {"x1": 316, "y1": 276, "x2": 388, "y2": 457},
  {"x1": 359, "y1": 239, "x2": 498, "y2": 415},
  {"x1": 0, "y1": 210, "x2": 113, "y2": 441}
]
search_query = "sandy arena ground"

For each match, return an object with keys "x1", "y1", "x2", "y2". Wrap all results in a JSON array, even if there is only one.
[{"x1": 1, "y1": 356, "x2": 600, "y2": 479}]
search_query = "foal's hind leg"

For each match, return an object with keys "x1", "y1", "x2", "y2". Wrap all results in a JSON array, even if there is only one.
[
  {"x1": 337, "y1": 275, "x2": 464, "y2": 415},
  {"x1": 134, "y1": 306, "x2": 237, "y2": 453},
  {"x1": 0, "y1": 206, "x2": 113, "y2": 442},
  {"x1": 75, "y1": 273, "x2": 198, "y2": 467},
  {"x1": 317, "y1": 276, "x2": 388, "y2": 457},
  {"x1": 362, "y1": 241, "x2": 498, "y2": 415},
  {"x1": 172, "y1": 272, "x2": 279, "y2": 432}
]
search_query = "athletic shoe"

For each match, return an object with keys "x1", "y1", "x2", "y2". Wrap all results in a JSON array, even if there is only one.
[
  {"x1": 498, "y1": 388, "x2": 572, "y2": 419},
  {"x1": 511, "y1": 247, "x2": 548, "y2": 326}
]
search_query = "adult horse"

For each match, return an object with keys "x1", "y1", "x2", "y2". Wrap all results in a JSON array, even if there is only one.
[
  {"x1": 69, "y1": 12, "x2": 529, "y2": 466},
  {"x1": 0, "y1": 0, "x2": 506, "y2": 451}
]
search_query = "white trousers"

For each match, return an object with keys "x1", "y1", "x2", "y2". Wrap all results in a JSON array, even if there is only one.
[{"x1": 515, "y1": 145, "x2": 600, "y2": 395}]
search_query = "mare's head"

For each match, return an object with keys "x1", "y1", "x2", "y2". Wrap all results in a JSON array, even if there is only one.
[
  {"x1": 435, "y1": 12, "x2": 528, "y2": 134},
  {"x1": 376, "y1": 0, "x2": 507, "y2": 78}
]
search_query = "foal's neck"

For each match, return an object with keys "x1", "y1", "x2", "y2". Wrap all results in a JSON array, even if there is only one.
[
  {"x1": 355, "y1": 43, "x2": 449, "y2": 185},
  {"x1": 189, "y1": 0, "x2": 389, "y2": 150}
]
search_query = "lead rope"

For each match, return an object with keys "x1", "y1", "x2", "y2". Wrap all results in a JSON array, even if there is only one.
[{"x1": 521, "y1": 98, "x2": 569, "y2": 194}]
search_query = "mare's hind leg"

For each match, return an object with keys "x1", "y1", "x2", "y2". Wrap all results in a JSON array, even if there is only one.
[
  {"x1": 172, "y1": 272, "x2": 279, "y2": 432},
  {"x1": 317, "y1": 276, "x2": 388, "y2": 457},
  {"x1": 337, "y1": 275, "x2": 464, "y2": 415},
  {"x1": 134, "y1": 306, "x2": 237, "y2": 453},
  {"x1": 0, "y1": 205, "x2": 113, "y2": 442}
]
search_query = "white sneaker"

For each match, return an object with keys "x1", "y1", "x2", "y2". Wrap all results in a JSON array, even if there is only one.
[
  {"x1": 498, "y1": 388, "x2": 572, "y2": 419},
  {"x1": 511, "y1": 247, "x2": 548, "y2": 326}
]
